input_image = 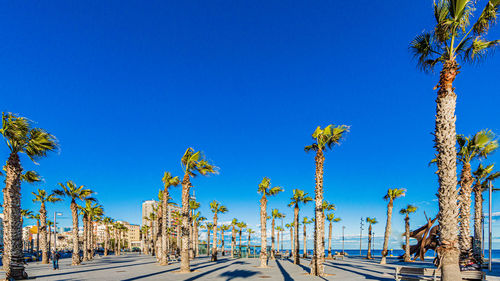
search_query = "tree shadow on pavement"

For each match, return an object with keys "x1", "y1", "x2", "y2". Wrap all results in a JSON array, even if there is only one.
[
  {"x1": 275, "y1": 260, "x2": 294, "y2": 281},
  {"x1": 219, "y1": 269, "x2": 258, "y2": 281},
  {"x1": 326, "y1": 263, "x2": 394, "y2": 281}
]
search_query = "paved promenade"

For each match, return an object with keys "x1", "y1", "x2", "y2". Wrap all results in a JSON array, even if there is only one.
[{"x1": 7, "y1": 253, "x2": 500, "y2": 280}]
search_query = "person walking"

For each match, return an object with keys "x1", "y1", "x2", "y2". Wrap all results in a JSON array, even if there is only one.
[{"x1": 52, "y1": 250, "x2": 60, "y2": 270}]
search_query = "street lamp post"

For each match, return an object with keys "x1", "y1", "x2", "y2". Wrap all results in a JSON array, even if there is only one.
[
  {"x1": 53, "y1": 212, "x2": 63, "y2": 251},
  {"x1": 488, "y1": 180, "x2": 492, "y2": 272},
  {"x1": 359, "y1": 217, "x2": 364, "y2": 256},
  {"x1": 342, "y1": 226, "x2": 345, "y2": 255}
]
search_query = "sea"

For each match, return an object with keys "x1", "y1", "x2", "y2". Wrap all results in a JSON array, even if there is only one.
[{"x1": 280, "y1": 249, "x2": 500, "y2": 260}]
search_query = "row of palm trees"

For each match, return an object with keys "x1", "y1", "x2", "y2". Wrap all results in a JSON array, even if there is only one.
[{"x1": 410, "y1": 0, "x2": 500, "y2": 279}]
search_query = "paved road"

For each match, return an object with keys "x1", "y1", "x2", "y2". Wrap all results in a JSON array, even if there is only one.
[{"x1": 5, "y1": 253, "x2": 500, "y2": 280}]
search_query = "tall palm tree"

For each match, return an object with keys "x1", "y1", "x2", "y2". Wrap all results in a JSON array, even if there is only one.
[
  {"x1": 400, "y1": 205, "x2": 418, "y2": 262},
  {"x1": 88, "y1": 202, "x2": 103, "y2": 259},
  {"x1": 472, "y1": 163, "x2": 499, "y2": 261},
  {"x1": 141, "y1": 225, "x2": 150, "y2": 255},
  {"x1": 326, "y1": 214, "x2": 341, "y2": 258},
  {"x1": 456, "y1": 130, "x2": 497, "y2": 259},
  {"x1": 305, "y1": 124, "x2": 348, "y2": 276},
  {"x1": 247, "y1": 228, "x2": 255, "y2": 256},
  {"x1": 270, "y1": 209, "x2": 284, "y2": 259},
  {"x1": 220, "y1": 224, "x2": 230, "y2": 256},
  {"x1": 31, "y1": 214, "x2": 40, "y2": 256},
  {"x1": 188, "y1": 199, "x2": 200, "y2": 259},
  {"x1": 288, "y1": 189, "x2": 312, "y2": 265},
  {"x1": 209, "y1": 200, "x2": 228, "y2": 261},
  {"x1": 410, "y1": 1, "x2": 500, "y2": 279},
  {"x1": 276, "y1": 226, "x2": 284, "y2": 253},
  {"x1": 20, "y1": 209, "x2": 34, "y2": 252},
  {"x1": 1, "y1": 112, "x2": 57, "y2": 279},
  {"x1": 321, "y1": 200, "x2": 335, "y2": 262},
  {"x1": 366, "y1": 217, "x2": 377, "y2": 259},
  {"x1": 301, "y1": 217, "x2": 312, "y2": 258},
  {"x1": 286, "y1": 222, "x2": 294, "y2": 255},
  {"x1": 380, "y1": 188, "x2": 406, "y2": 264},
  {"x1": 230, "y1": 218, "x2": 238, "y2": 258},
  {"x1": 102, "y1": 217, "x2": 114, "y2": 256},
  {"x1": 257, "y1": 177, "x2": 283, "y2": 267},
  {"x1": 159, "y1": 172, "x2": 180, "y2": 265},
  {"x1": 236, "y1": 221, "x2": 247, "y2": 256},
  {"x1": 179, "y1": 148, "x2": 218, "y2": 272},
  {"x1": 31, "y1": 189, "x2": 61, "y2": 264},
  {"x1": 55, "y1": 181, "x2": 94, "y2": 265},
  {"x1": 193, "y1": 212, "x2": 206, "y2": 257}
]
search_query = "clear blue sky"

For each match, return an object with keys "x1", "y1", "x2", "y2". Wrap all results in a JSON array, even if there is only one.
[{"x1": 1, "y1": 1, "x2": 499, "y2": 249}]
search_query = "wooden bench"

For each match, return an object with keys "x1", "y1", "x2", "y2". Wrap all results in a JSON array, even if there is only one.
[
  {"x1": 274, "y1": 253, "x2": 283, "y2": 260},
  {"x1": 395, "y1": 266, "x2": 484, "y2": 281},
  {"x1": 167, "y1": 254, "x2": 178, "y2": 263},
  {"x1": 333, "y1": 254, "x2": 344, "y2": 260}
]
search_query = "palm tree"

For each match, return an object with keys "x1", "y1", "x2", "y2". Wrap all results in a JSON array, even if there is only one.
[
  {"x1": 366, "y1": 217, "x2": 377, "y2": 259},
  {"x1": 47, "y1": 220, "x2": 53, "y2": 251},
  {"x1": 380, "y1": 188, "x2": 406, "y2": 264},
  {"x1": 409, "y1": 1, "x2": 500, "y2": 278},
  {"x1": 179, "y1": 148, "x2": 218, "y2": 272},
  {"x1": 247, "y1": 228, "x2": 255, "y2": 256},
  {"x1": 301, "y1": 217, "x2": 312, "y2": 258},
  {"x1": 141, "y1": 225, "x2": 150, "y2": 255},
  {"x1": 400, "y1": 205, "x2": 418, "y2": 262},
  {"x1": 193, "y1": 212, "x2": 206, "y2": 257},
  {"x1": 188, "y1": 199, "x2": 200, "y2": 259},
  {"x1": 286, "y1": 222, "x2": 294, "y2": 255},
  {"x1": 472, "y1": 163, "x2": 499, "y2": 261},
  {"x1": 31, "y1": 189, "x2": 61, "y2": 264},
  {"x1": 55, "y1": 181, "x2": 94, "y2": 265},
  {"x1": 209, "y1": 200, "x2": 228, "y2": 261},
  {"x1": 456, "y1": 131, "x2": 497, "y2": 259},
  {"x1": 80, "y1": 199, "x2": 102, "y2": 261},
  {"x1": 206, "y1": 222, "x2": 214, "y2": 256},
  {"x1": 102, "y1": 217, "x2": 114, "y2": 256},
  {"x1": 31, "y1": 214, "x2": 40, "y2": 256},
  {"x1": 326, "y1": 214, "x2": 341, "y2": 258},
  {"x1": 305, "y1": 124, "x2": 348, "y2": 276},
  {"x1": 257, "y1": 177, "x2": 283, "y2": 267},
  {"x1": 0, "y1": 112, "x2": 57, "y2": 279},
  {"x1": 288, "y1": 189, "x2": 312, "y2": 265},
  {"x1": 236, "y1": 221, "x2": 247, "y2": 256},
  {"x1": 159, "y1": 172, "x2": 180, "y2": 265},
  {"x1": 20, "y1": 209, "x2": 34, "y2": 252},
  {"x1": 321, "y1": 200, "x2": 335, "y2": 262},
  {"x1": 220, "y1": 224, "x2": 230, "y2": 256},
  {"x1": 230, "y1": 218, "x2": 238, "y2": 258},
  {"x1": 276, "y1": 226, "x2": 284, "y2": 253},
  {"x1": 270, "y1": 209, "x2": 284, "y2": 259}
]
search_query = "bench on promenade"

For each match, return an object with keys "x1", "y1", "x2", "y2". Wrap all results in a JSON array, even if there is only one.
[
  {"x1": 274, "y1": 253, "x2": 283, "y2": 260},
  {"x1": 333, "y1": 254, "x2": 344, "y2": 260},
  {"x1": 167, "y1": 254, "x2": 178, "y2": 263},
  {"x1": 395, "y1": 266, "x2": 484, "y2": 281}
]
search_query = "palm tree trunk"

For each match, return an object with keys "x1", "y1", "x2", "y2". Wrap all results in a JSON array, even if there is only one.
[
  {"x1": 2, "y1": 153, "x2": 26, "y2": 279},
  {"x1": 248, "y1": 232, "x2": 251, "y2": 256},
  {"x1": 160, "y1": 188, "x2": 169, "y2": 265},
  {"x1": 328, "y1": 221, "x2": 332, "y2": 258},
  {"x1": 303, "y1": 224, "x2": 307, "y2": 258},
  {"x1": 259, "y1": 194, "x2": 268, "y2": 267},
  {"x1": 189, "y1": 212, "x2": 194, "y2": 260},
  {"x1": 194, "y1": 221, "x2": 199, "y2": 257},
  {"x1": 71, "y1": 200, "x2": 81, "y2": 265},
  {"x1": 367, "y1": 224, "x2": 372, "y2": 259},
  {"x1": 221, "y1": 229, "x2": 225, "y2": 256},
  {"x1": 293, "y1": 205, "x2": 300, "y2": 265},
  {"x1": 207, "y1": 229, "x2": 211, "y2": 256},
  {"x1": 176, "y1": 223, "x2": 181, "y2": 253},
  {"x1": 435, "y1": 60, "x2": 461, "y2": 281},
  {"x1": 271, "y1": 218, "x2": 275, "y2": 259},
  {"x1": 380, "y1": 199, "x2": 393, "y2": 264},
  {"x1": 36, "y1": 219, "x2": 40, "y2": 259},
  {"x1": 83, "y1": 215, "x2": 89, "y2": 261},
  {"x1": 311, "y1": 149, "x2": 325, "y2": 276},
  {"x1": 458, "y1": 162, "x2": 474, "y2": 261},
  {"x1": 231, "y1": 227, "x2": 236, "y2": 258},
  {"x1": 211, "y1": 213, "x2": 218, "y2": 261},
  {"x1": 404, "y1": 215, "x2": 411, "y2": 262},
  {"x1": 180, "y1": 173, "x2": 191, "y2": 272},
  {"x1": 40, "y1": 203, "x2": 49, "y2": 264},
  {"x1": 277, "y1": 231, "x2": 280, "y2": 254},
  {"x1": 104, "y1": 225, "x2": 109, "y2": 256},
  {"x1": 290, "y1": 227, "x2": 294, "y2": 256},
  {"x1": 473, "y1": 186, "x2": 483, "y2": 263}
]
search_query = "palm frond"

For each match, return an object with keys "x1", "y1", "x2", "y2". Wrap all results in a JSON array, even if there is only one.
[
  {"x1": 409, "y1": 32, "x2": 442, "y2": 72},
  {"x1": 473, "y1": 0, "x2": 500, "y2": 35},
  {"x1": 465, "y1": 37, "x2": 500, "y2": 62}
]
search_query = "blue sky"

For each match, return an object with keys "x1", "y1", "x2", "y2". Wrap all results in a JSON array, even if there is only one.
[{"x1": 1, "y1": 1, "x2": 499, "y2": 249}]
